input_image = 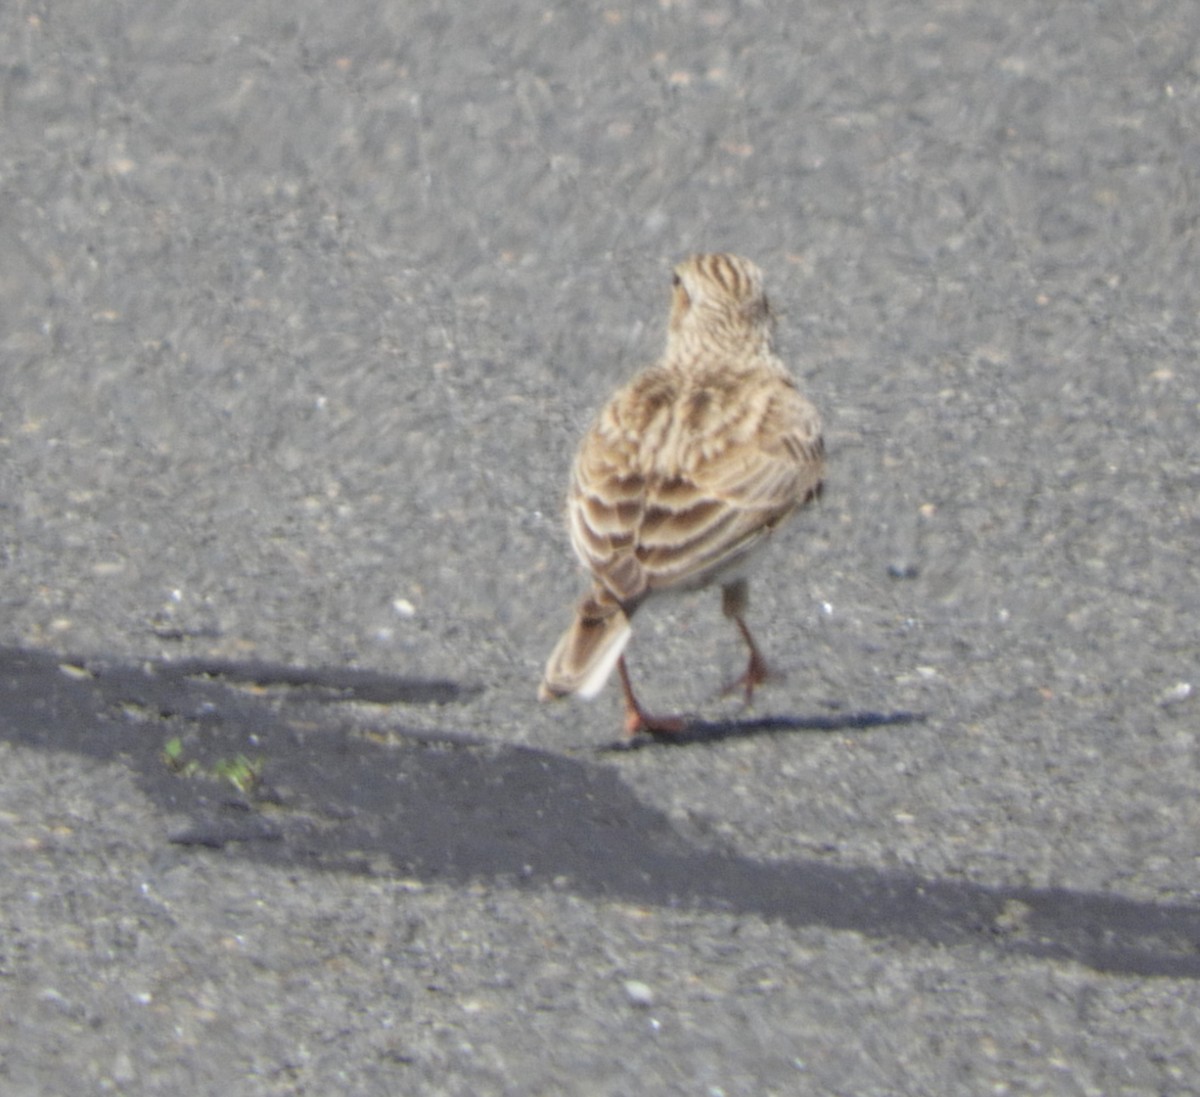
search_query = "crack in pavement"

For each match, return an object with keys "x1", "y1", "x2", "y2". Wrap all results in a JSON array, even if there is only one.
[{"x1": 2, "y1": 645, "x2": 1198, "y2": 979}]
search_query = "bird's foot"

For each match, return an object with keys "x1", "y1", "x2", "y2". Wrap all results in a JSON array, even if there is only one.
[
  {"x1": 720, "y1": 650, "x2": 779, "y2": 705},
  {"x1": 624, "y1": 707, "x2": 688, "y2": 738}
]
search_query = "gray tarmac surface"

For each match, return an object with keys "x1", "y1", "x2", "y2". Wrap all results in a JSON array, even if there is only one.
[{"x1": 2, "y1": 0, "x2": 1199, "y2": 1093}]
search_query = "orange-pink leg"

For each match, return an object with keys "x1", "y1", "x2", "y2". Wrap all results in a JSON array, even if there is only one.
[
  {"x1": 725, "y1": 616, "x2": 771, "y2": 703},
  {"x1": 721, "y1": 580, "x2": 774, "y2": 703},
  {"x1": 617, "y1": 656, "x2": 686, "y2": 737}
]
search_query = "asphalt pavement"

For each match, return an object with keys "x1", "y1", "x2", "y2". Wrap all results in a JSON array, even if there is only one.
[{"x1": 2, "y1": 1, "x2": 1199, "y2": 1093}]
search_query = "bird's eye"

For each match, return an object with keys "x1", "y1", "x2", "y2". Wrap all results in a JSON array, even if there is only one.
[{"x1": 671, "y1": 273, "x2": 682, "y2": 287}]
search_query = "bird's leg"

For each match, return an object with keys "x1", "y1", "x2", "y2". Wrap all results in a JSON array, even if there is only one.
[
  {"x1": 721, "y1": 579, "x2": 774, "y2": 703},
  {"x1": 617, "y1": 655, "x2": 686, "y2": 737},
  {"x1": 728, "y1": 615, "x2": 771, "y2": 702}
]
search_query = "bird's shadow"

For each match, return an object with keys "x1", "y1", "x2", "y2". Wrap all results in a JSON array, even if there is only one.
[
  {"x1": 5, "y1": 646, "x2": 1200, "y2": 980},
  {"x1": 599, "y1": 709, "x2": 925, "y2": 751}
]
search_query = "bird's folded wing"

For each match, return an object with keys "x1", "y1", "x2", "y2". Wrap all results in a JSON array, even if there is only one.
[{"x1": 568, "y1": 378, "x2": 823, "y2": 603}]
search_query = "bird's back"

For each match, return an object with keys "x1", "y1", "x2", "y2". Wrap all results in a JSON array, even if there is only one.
[{"x1": 567, "y1": 352, "x2": 823, "y2": 607}]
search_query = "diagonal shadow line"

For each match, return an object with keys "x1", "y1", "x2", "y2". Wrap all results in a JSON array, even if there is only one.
[
  {"x1": 117, "y1": 654, "x2": 479, "y2": 706},
  {"x1": 598, "y1": 710, "x2": 926, "y2": 750},
  {"x1": 2, "y1": 645, "x2": 1199, "y2": 980}
]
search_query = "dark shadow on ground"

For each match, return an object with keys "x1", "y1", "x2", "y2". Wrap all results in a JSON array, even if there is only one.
[
  {"x1": 599, "y1": 709, "x2": 925, "y2": 750},
  {"x1": 2, "y1": 645, "x2": 1198, "y2": 980}
]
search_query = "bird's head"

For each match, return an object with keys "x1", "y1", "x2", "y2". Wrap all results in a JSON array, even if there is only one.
[{"x1": 666, "y1": 253, "x2": 774, "y2": 357}]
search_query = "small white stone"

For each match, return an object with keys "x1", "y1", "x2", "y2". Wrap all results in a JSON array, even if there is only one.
[
  {"x1": 623, "y1": 979, "x2": 655, "y2": 1008},
  {"x1": 1160, "y1": 682, "x2": 1192, "y2": 707}
]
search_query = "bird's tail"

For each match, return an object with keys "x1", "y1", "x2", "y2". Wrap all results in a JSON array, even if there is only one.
[{"x1": 539, "y1": 590, "x2": 632, "y2": 702}]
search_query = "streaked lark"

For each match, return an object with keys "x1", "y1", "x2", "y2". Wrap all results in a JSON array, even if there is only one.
[{"x1": 539, "y1": 253, "x2": 824, "y2": 736}]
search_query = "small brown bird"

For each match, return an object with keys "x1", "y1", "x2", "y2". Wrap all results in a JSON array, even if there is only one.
[{"x1": 539, "y1": 253, "x2": 824, "y2": 736}]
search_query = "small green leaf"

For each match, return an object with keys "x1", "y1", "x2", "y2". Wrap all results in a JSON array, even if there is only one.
[
  {"x1": 162, "y1": 737, "x2": 185, "y2": 770},
  {"x1": 212, "y1": 754, "x2": 263, "y2": 794}
]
